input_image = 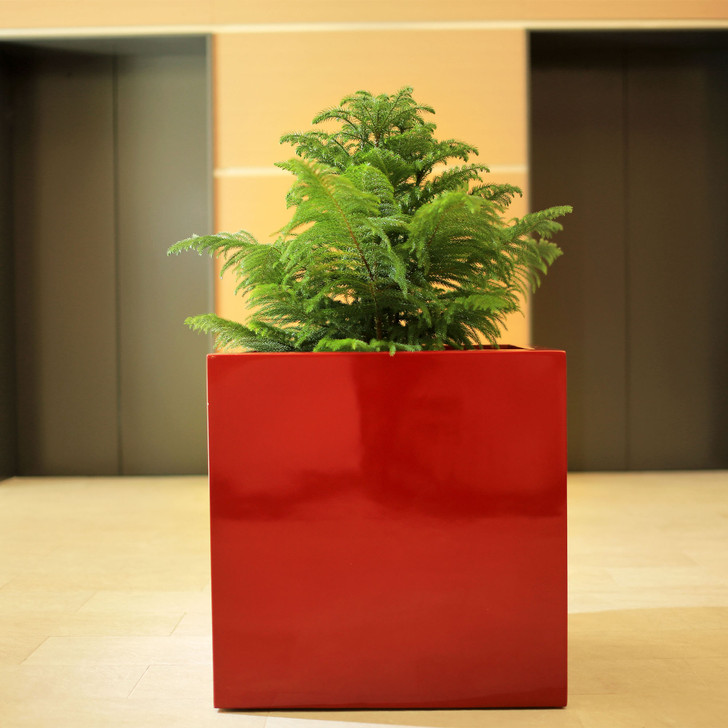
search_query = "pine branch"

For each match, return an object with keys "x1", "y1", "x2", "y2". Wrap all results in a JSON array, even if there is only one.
[
  {"x1": 169, "y1": 88, "x2": 571, "y2": 353},
  {"x1": 168, "y1": 231, "x2": 260, "y2": 278},
  {"x1": 184, "y1": 313, "x2": 294, "y2": 352},
  {"x1": 277, "y1": 158, "x2": 387, "y2": 339}
]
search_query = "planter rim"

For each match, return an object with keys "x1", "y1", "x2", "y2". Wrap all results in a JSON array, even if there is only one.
[{"x1": 208, "y1": 346, "x2": 564, "y2": 359}]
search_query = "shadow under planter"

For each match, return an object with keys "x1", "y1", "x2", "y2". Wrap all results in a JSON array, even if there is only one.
[{"x1": 207, "y1": 348, "x2": 567, "y2": 709}]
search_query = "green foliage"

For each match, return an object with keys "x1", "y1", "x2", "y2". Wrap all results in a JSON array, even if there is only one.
[{"x1": 169, "y1": 87, "x2": 570, "y2": 352}]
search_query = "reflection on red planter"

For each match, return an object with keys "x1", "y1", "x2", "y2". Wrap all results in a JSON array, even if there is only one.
[{"x1": 207, "y1": 348, "x2": 567, "y2": 709}]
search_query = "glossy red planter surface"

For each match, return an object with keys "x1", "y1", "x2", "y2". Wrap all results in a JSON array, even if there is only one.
[{"x1": 207, "y1": 349, "x2": 567, "y2": 709}]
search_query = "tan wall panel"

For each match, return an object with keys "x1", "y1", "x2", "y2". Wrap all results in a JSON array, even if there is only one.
[
  {"x1": 213, "y1": 174, "x2": 291, "y2": 322},
  {"x1": 485, "y1": 171, "x2": 531, "y2": 348},
  {"x1": 501, "y1": 302, "x2": 529, "y2": 348},
  {"x1": 0, "y1": 1, "x2": 212, "y2": 29},
  {"x1": 215, "y1": 176, "x2": 291, "y2": 237},
  {"x1": 214, "y1": 29, "x2": 527, "y2": 170},
  {"x1": 1, "y1": 0, "x2": 725, "y2": 31},
  {"x1": 212, "y1": 1, "x2": 728, "y2": 24},
  {"x1": 214, "y1": 28, "x2": 530, "y2": 345}
]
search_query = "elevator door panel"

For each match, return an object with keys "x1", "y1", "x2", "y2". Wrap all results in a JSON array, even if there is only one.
[
  {"x1": 13, "y1": 52, "x2": 120, "y2": 475},
  {"x1": 530, "y1": 43, "x2": 628, "y2": 471},
  {"x1": 0, "y1": 58, "x2": 17, "y2": 478},
  {"x1": 531, "y1": 33, "x2": 728, "y2": 471},
  {"x1": 116, "y1": 50, "x2": 210, "y2": 475},
  {"x1": 626, "y1": 46, "x2": 728, "y2": 470},
  {"x1": 7, "y1": 38, "x2": 211, "y2": 476}
]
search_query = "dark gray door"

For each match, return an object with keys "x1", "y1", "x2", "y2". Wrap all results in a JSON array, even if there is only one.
[
  {"x1": 531, "y1": 32, "x2": 728, "y2": 471},
  {"x1": 0, "y1": 56, "x2": 17, "y2": 478},
  {"x1": 3, "y1": 37, "x2": 212, "y2": 476}
]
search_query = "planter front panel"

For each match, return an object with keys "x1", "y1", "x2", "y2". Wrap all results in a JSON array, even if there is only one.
[{"x1": 207, "y1": 349, "x2": 567, "y2": 709}]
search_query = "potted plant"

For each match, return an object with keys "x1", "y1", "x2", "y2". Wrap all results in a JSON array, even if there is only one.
[{"x1": 170, "y1": 88, "x2": 571, "y2": 710}]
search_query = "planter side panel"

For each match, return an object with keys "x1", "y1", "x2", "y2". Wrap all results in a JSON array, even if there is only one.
[{"x1": 207, "y1": 349, "x2": 567, "y2": 709}]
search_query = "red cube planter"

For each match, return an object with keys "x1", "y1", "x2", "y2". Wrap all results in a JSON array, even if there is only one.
[{"x1": 207, "y1": 348, "x2": 567, "y2": 710}]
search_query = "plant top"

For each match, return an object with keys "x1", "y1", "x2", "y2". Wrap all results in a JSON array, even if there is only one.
[{"x1": 169, "y1": 87, "x2": 571, "y2": 353}]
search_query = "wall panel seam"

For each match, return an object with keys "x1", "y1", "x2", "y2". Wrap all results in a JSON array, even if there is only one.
[
  {"x1": 2, "y1": 20, "x2": 728, "y2": 40},
  {"x1": 214, "y1": 164, "x2": 529, "y2": 178},
  {"x1": 111, "y1": 53, "x2": 123, "y2": 476}
]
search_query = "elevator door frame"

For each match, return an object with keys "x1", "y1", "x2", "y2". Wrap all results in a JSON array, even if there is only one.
[{"x1": 0, "y1": 35, "x2": 213, "y2": 477}]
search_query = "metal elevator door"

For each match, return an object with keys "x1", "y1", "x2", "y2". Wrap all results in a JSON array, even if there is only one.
[
  {"x1": 1, "y1": 37, "x2": 212, "y2": 476},
  {"x1": 530, "y1": 32, "x2": 728, "y2": 471}
]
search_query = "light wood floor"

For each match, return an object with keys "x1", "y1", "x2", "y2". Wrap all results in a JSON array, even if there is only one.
[{"x1": 1, "y1": 472, "x2": 727, "y2": 728}]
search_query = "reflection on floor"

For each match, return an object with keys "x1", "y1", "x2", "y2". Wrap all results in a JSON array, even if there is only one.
[{"x1": 0, "y1": 472, "x2": 726, "y2": 728}]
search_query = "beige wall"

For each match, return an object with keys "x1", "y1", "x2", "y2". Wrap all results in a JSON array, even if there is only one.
[
  {"x1": 1, "y1": 2, "x2": 727, "y2": 28},
  {"x1": 2, "y1": 1, "x2": 727, "y2": 345},
  {"x1": 213, "y1": 29, "x2": 531, "y2": 344}
]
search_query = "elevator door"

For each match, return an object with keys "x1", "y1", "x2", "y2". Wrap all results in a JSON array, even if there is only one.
[
  {"x1": 3, "y1": 37, "x2": 212, "y2": 476},
  {"x1": 531, "y1": 32, "x2": 728, "y2": 471}
]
